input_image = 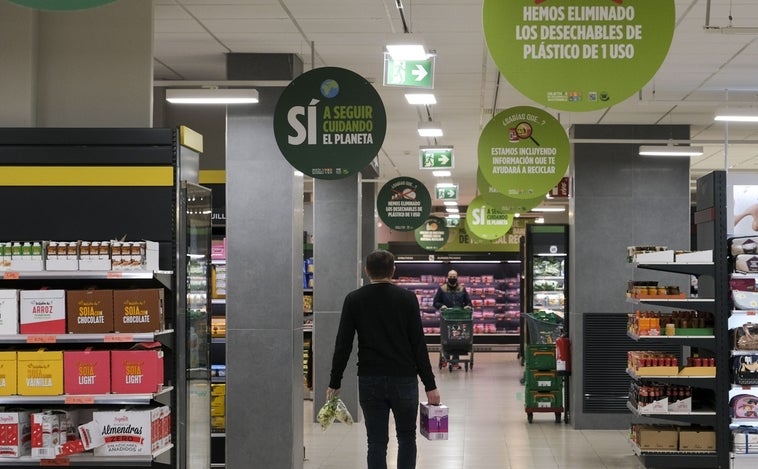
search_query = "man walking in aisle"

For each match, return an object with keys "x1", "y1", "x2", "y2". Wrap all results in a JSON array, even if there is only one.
[{"x1": 327, "y1": 249, "x2": 440, "y2": 469}]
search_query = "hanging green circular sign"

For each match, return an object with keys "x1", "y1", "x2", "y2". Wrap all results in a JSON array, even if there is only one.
[
  {"x1": 274, "y1": 67, "x2": 386, "y2": 179},
  {"x1": 483, "y1": 0, "x2": 675, "y2": 111},
  {"x1": 465, "y1": 195, "x2": 515, "y2": 241},
  {"x1": 415, "y1": 217, "x2": 449, "y2": 251},
  {"x1": 478, "y1": 106, "x2": 569, "y2": 199},
  {"x1": 476, "y1": 168, "x2": 544, "y2": 213},
  {"x1": 376, "y1": 177, "x2": 431, "y2": 232},
  {"x1": 9, "y1": 0, "x2": 116, "y2": 9}
]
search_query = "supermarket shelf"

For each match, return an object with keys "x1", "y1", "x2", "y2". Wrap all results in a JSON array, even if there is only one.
[
  {"x1": 627, "y1": 297, "x2": 715, "y2": 312},
  {"x1": 212, "y1": 298, "x2": 226, "y2": 304},
  {"x1": 634, "y1": 262, "x2": 714, "y2": 276},
  {"x1": 626, "y1": 369, "x2": 717, "y2": 389},
  {"x1": 212, "y1": 338, "x2": 226, "y2": 344},
  {"x1": 0, "y1": 329, "x2": 174, "y2": 344},
  {"x1": 212, "y1": 377, "x2": 226, "y2": 383},
  {"x1": 212, "y1": 432, "x2": 226, "y2": 438},
  {"x1": 626, "y1": 401, "x2": 716, "y2": 425},
  {"x1": 0, "y1": 270, "x2": 173, "y2": 288},
  {"x1": 0, "y1": 386, "x2": 173, "y2": 406},
  {"x1": 0, "y1": 444, "x2": 173, "y2": 466},
  {"x1": 630, "y1": 441, "x2": 717, "y2": 468},
  {"x1": 626, "y1": 331, "x2": 716, "y2": 349}
]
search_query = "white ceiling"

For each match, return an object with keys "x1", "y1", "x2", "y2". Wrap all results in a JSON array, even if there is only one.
[{"x1": 153, "y1": 0, "x2": 758, "y2": 213}]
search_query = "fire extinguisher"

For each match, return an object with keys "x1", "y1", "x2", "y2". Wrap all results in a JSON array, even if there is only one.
[{"x1": 556, "y1": 334, "x2": 571, "y2": 373}]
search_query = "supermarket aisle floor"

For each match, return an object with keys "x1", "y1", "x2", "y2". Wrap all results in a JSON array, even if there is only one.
[{"x1": 303, "y1": 352, "x2": 645, "y2": 469}]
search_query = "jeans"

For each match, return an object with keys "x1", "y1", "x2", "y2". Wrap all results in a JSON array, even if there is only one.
[{"x1": 358, "y1": 376, "x2": 419, "y2": 469}]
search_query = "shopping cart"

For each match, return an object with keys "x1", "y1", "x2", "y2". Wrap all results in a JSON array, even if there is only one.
[
  {"x1": 439, "y1": 307, "x2": 474, "y2": 372},
  {"x1": 525, "y1": 310, "x2": 563, "y2": 345}
]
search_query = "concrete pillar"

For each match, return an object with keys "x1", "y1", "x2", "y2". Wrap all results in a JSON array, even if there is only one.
[
  {"x1": 312, "y1": 176, "x2": 362, "y2": 421},
  {"x1": 225, "y1": 53, "x2": 305, "y2": 469}
]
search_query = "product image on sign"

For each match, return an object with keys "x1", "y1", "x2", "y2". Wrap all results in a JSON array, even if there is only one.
[
  {"x1": 274, "y1": 67, "x2": 387, "y2": 180},
  {"x1": 483, "y1": 0, "x2": 675, "y2": 112}
]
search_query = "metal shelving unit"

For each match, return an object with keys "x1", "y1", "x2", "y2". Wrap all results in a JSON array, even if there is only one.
[{"x1": 626, "y1": 171, "x2": 730, "y2": 469}]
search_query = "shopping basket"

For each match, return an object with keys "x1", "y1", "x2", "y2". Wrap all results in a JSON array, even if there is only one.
[{"x1": 525, "y1": 311, "x2": 563, "y2": 345}]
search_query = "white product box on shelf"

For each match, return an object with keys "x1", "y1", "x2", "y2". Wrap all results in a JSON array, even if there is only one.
[
  {"x1": 0, "y1": 411, "x2": 31, "y2": 457},
  {"x1": 78, "y1": 258, "x2": 112, "y2": 271},
  {"x1": 19, "y1": 289, "x2": 66, "y2": 334},
  {"x1": 668, "y1": 396, "x2": 692, "y2": 413},
  {"x1": 633, "y1": 250, "x2": 675, "y2": 263},
  {"x1": 675, "y1": 250, "x2": 712, "y2": 263},
  {"x1": 0, "y1": 289, "x2": 18, "y2": 334},
  {"x1": 45, "y1": 259, "x2": 79, "y2": 271},
  {"x1": 637, "y1": 396, "x2": 668, "y2": 414},
  {"x1": 93, "y1": 406, "x2": 169, "y2": 456},
  {"x1": 9, "y1": 259, "x2": 44, "y2": 271}
]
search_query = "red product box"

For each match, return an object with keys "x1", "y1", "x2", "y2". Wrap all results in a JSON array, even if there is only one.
[
  {"x1": 0, "y1": 412, "x2": 31, "y2": 458},
  {"x1": 64, "y1": 349, "x2": 110, "y2": 395},
  {"x1": 110, "y1": 342, "x2": 163, "y2": 394}
]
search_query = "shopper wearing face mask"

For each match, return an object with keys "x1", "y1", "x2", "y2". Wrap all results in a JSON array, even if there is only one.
[{"x1": 433, "y1": 270, "x2": 472, "y2": 369}]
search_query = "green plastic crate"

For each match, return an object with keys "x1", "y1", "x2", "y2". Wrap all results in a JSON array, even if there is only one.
[
  {"x1": 526, "y1": 389, "x2": 563, "y2": 409},
  {"x1": 525, "y1": 369, "x2": 561, "y2": 390},
  {"x1": 525, "y1": 344, "x2": 556, "y2": 370}
]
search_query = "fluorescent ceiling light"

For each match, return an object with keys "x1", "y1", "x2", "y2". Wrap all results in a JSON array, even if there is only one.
[
  {"x1": 447, "y1": 214, "x2": 461, "y2": 219},
  {"x1": 446, "y1": 207, "x2": 459, "y2": 213},
  {"x1": 405, "y1": 93, "x2": 436, "y2": 105},
  {"x1": 418, "y1": 120, "x2": 443, "y2": 137},
  {"x1": 714, "y1": 108, "x2": 758, "y2": 122},
  {"x1": 638, "y1": 145, "x2": 704, "y2": 157},
  {"x1": 432, "y1": 170, "x2": 451, "y2": 177},
  {"x1": 535, "y1": 218, "x2": 545, "y2": 224},
  {"x1": 166, "y1": 88, "x2": 259, "y2": 104},
  {"x1": 386, "y1": 44, "x2": 428, "y2": 60},
  {"x1": 436, "y1": 183, "x2": 455, "y2": 188},
  {"x1": 443, "y1": 201, "x2": 458, "y2": 206},
  {"x1": 531, "y1": 207, "x2": 566, "y2": 213}
]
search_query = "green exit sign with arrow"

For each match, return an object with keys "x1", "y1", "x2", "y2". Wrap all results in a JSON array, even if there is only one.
[
  {"x1": 420, "y1": 147, "x2": 453, "y2": 169},
  {"x1": 383, "y1": 56, "x2": 435, "y2": 89},
  {"x1": 435, "y1": 184, "x2": 459, "y2": 201}
]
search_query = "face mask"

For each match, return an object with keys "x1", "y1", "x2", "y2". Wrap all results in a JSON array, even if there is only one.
[{"x1": 447, "y1": 277, "x2": 457, "y2": 286}]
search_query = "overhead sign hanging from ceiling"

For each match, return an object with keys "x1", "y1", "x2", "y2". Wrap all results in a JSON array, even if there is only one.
[
  {"x1": 483, "y1": 0, "x2": 675, "y2": 111},
  {"x1": 420, "y1": 147, "x2": 454, "y2": 170},
  {"x1": 478, "y1": 106, "x2": 570, "y2": 199},
  {"x1": 376, "y1": 177, "x2": 432, "y2": 231},
  {"x1": 415, "y1": 216, "x2": 449, "y2": 251},
  {"x1": 476, "y1": 169, "x2": 544, "y2": 213},
  {"x1": 273, "y1": 67, "x2": 386, "y2": 179},
  {"x1": 465, "y1": 195, "x2": 515, "y2": 241},
  {"x1": 9, "y1": 0, "x2": 116, "y2": 9},
  {"x1": 383, "y1": 56, "x2": 435, "y2": 89}
]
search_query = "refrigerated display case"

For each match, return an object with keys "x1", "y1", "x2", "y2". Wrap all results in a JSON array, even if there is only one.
[
  {"x1": 520, "y1": 224, "x2": 569, "y2": 358},
  {"x1": 392, "y1": 254, "x2": 521, "y2": 348}
]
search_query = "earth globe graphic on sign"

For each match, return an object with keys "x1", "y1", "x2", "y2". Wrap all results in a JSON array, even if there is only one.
[{"x1": 320, "y1": 79, "x2": 340, "y2": 98}]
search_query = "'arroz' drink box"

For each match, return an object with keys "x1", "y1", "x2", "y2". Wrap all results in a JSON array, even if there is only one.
[
  {"x1": 419, "y1": 403, "x2": 448, "y2": 440},
  {"x1": 64, "y1": 349, "x2": 110, "y2": 395},
  {"x1": 66, "y1": 289, "x2": 114, "y2": 334},
  {"x1": 0, "y1": 289, "x2": 18, "y2": 334},
  {"x1": 20, "y1": 290, "x2": 66, "y2": 334},
  {"x1": 112, "y1": 289, "x2": 164, "y2": 333},
  {"x1": 93, "y1": 407, "x2": 166, "y2": 456},
  {"x1": 17, "y1": 349, "x2": 63, "y2": 396},
  {"x1": 110, "y1": 342, "x2": 164, "y2": 394},
  {"x1": 0, "y1": 411, "x2": 31, "y2": 457},
  {"x1": 0, "y1": 351, "x2": 17, "y2": 395}
]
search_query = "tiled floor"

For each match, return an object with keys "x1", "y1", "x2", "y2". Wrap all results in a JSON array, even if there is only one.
[{"x1": 304, "y1": 352, "x2": 645, "y2": 469}]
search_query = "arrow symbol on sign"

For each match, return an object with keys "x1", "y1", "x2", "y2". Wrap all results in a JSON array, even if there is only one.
[
  {"x1": 446, "y1": 190, "x2": 455, "y2": 197},
  {"x1": 412, "y1": 64, "x2": 428, "y2": 81},
  {"x1": 438, "y1": 154, "x2": 449, "y2": 165}
]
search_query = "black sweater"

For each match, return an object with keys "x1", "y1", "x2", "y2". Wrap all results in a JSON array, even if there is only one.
[{"x1": 329, "y1": 282, "x2": 437, "y2": 392}]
